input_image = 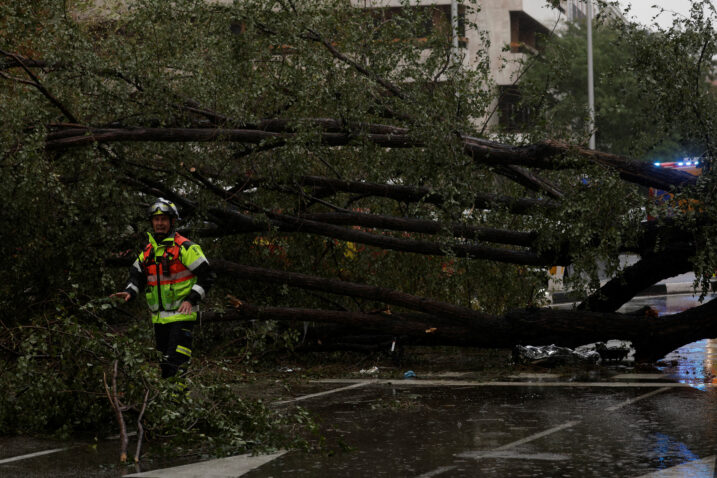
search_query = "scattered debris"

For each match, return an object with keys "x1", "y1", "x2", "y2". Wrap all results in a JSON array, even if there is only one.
[
  {"x1": 576, "y1": 340, "x2": 635, "y2": 363},
  {"x1": 359, "y1": 366, "x2": 379, "y2": 375},
  {"x1": 513, "y1": 344, "x2": 600, "y2": 367},
  {"x1": 278, "y1": 366, "x2": 301, "y2": 373}
]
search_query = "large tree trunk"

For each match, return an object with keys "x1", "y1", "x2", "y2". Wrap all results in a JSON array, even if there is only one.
[
  {"x1": 203, "y1": 295, "x2": 717, "y2": 362},
  {"x1": 208, "y1": 210, "x2": 558, "y2": 265},
  {"x1": 209, "y1": 260, "x2": 717, "y2": 362},
  {"x1": 578, "y1": 247, "x2": 695, "y2": 312}
]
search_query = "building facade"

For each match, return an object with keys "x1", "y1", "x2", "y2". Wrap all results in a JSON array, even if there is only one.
[{"x1": 352, "y1": 1, "x2": 602, "y2": 132}]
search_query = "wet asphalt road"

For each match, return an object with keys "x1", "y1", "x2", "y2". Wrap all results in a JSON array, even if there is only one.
[
  {"x1": 249, "y1": 378, "x2": 717, "y2": 478},
  {"x1": 3, "y1": 293, "x2": 717, "y2": 478}
]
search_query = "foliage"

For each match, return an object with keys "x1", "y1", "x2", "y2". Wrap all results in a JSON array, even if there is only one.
[
  {"x1": 519, "y1": 1, "x2": 717, "y2": 161},
  {"x1": 516, "y1": 0, "x2": 717, "y2": 288},
  {"x1": 0, "y1": 296, "x2": 313, "y2": 457},
  {"x1": 0, "y1": 0, "x2": 548, "y2": 319}
]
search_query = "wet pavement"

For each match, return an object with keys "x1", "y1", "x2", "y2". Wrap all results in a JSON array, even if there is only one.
[
  {"x1": 3, "y1": 293, "x2": 717, "y2": 478},
  {"x1": 245, "y1": 381, "x2": 714, "y2": 477}
]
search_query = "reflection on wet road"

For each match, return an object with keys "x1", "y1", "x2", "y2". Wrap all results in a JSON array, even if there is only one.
[
  {"x1": 658, "y1": 339, "x2": 717, "y2": 391},
  {"x1": 620, "y1": 293, "x2": 717, "y2": 391}
]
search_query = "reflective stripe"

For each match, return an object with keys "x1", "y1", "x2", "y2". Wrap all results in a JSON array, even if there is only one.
[
  {"x1": 127, "y1": 283, "x2": 139, "y2": 294},
  {"x1": 152, "y1": 310, "x2": 197, "y2": 324},
  {"x1": 186, "y1": 255, "x2": 208, "y2": 271},
  {"x1": 191, "y1": 284, "x2": 206, "y2": 300},
  {"x1": 147, "y1": 270, "x2": 194, "y2": 287},
  {"x1": 165, "y1": 298, "x2": 198, "y2": 310},
  {"x1": 157, "y1": 307, "x2": 197, "y2": 318},
  {"x1": 132, "y1": 260, "x2": 142, "y2": 273},
  {"x1": 176, "y1": 345, "x2": 192, "y2": 357},
  {"x1": 168, "y1": 269, "x2": 194, "y2": 282}
]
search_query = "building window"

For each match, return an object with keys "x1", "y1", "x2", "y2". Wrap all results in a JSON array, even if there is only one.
[
  {"x1": 571, "y1": 4, "x2": 587, "y2": 22},
  {"x1": 372, "y1": 5, "x2": 467, "y2": 47},
  {"x1": 498, "y1": 85, "x2": 532, "y2": 132},
  {"x1": 509, "y1": 11, "x2": 549, "y2": 53}
]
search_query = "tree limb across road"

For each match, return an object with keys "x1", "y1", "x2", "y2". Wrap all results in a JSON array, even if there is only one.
[{"x1": 43, "y1": 124, "x2": 697, "y2": 191}]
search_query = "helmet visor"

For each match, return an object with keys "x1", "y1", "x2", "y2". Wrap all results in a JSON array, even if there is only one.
[{"x1": 148, "y1": 202, "x2": 174, "y2": 217}]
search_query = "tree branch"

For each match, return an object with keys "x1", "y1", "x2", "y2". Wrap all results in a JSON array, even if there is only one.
[
  {"x1": 212, "y1": 259, "x2": 498, "y2": 328},
  {"x1": 0, "y1": 49, "x2": 78, "y2": 123},
  {"x1": 43, "y1": 125, "x2": 697, "y2": 191}
]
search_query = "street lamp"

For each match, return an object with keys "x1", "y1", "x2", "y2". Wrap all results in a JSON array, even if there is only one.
[
  {"x1": 587, "y1": 0, "x2": 596, "y2": 149},
  {"x1": 451, "y1": 0, "x2": 458, "y2": 58}
]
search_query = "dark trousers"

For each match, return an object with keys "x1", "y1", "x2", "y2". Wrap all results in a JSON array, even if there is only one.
[{"x1": 154, "y1": 321, "x2": 194, "y2": 379}]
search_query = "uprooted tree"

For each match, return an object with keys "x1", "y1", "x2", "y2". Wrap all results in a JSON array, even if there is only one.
[{"x1": 3, "y1": 0, "x2": 717, "y2": 389}]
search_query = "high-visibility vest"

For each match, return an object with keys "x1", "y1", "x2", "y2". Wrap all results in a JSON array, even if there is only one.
[{"x1": 139, "y1": 233, "x2": 204, "y2": 324}]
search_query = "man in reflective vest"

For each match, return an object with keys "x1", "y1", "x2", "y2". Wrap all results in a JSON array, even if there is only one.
[{"x1": 111, "y1": 198, "x2": 216, "y2": 378}]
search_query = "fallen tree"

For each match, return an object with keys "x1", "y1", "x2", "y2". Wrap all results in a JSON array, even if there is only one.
[
  {"x1": 200, "y1": 256, "x2": 712, "y2": 362},
  {"x1": 203, "y1": 295, "x2": 717, "y2": 362},
  {"x1": 3, "y1": 0, "x2": 717, "y2": 367}
]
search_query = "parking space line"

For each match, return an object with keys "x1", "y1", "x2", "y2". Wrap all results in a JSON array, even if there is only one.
[
  {"x1": 606, "y1": 386, "x2": 672, "y2": 411},
  {"x1": 495, "y1": 420, "x2": 581, "y2": 450},
  {"x1": 0, "y1": 448, "x2": 68, "y2": 465},
  {"x1": 124, "y1": 450, "x2": 287, "y2": 477},
  {"x1": 315, "y1": 378, "x2": 692, "y2": 388},
  {"x1": 273, "y1": 381, "x2": 371, "y2": 405}
]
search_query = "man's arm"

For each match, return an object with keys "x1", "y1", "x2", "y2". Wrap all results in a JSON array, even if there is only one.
[{"x1": 182, "y1": 243, "x2": 216, "y2": 306}]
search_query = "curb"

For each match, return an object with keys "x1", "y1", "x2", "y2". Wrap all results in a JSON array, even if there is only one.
[{"x1": 550, "y1": 281, "x2": 713, "y2": 305}]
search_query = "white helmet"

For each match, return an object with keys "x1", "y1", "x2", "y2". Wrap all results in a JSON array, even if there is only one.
[{"x1": 147, "y1": 198, "x2": 180, "y2": 221}]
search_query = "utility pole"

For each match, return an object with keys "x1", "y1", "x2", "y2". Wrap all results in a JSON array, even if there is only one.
[{"x1": 587, "y1": 0, "x2": 596, "y2": 149}]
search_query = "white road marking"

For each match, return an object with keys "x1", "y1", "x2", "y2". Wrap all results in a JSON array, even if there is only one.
[
  {"x1": 495, "y1": 420, "x2": 581, "y2": 450},
  {"x1": 612, "y1": 374, "x2": 669, "y2": 380},
  {"x1": 273, "y1": 381, "x2": 371, "y2": 405},
  {"x1": 635, "y1": 455, "x2": 716, "y2": 477},
  {"x1": 0, "y1": 448, "x2": 68, "y2": 465},
  {"x1": 606, "y1": 387, "x2": 671, "y2": 411},
  {"x1": 315, "y1": 378, "x2": 692, "y2": 388},
  {"x1": 124, "y1": 450, "x2": 287, "y2": 477},
  {"x1": 457, "y1": 450, "x2": 570, "y2": 461}
]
